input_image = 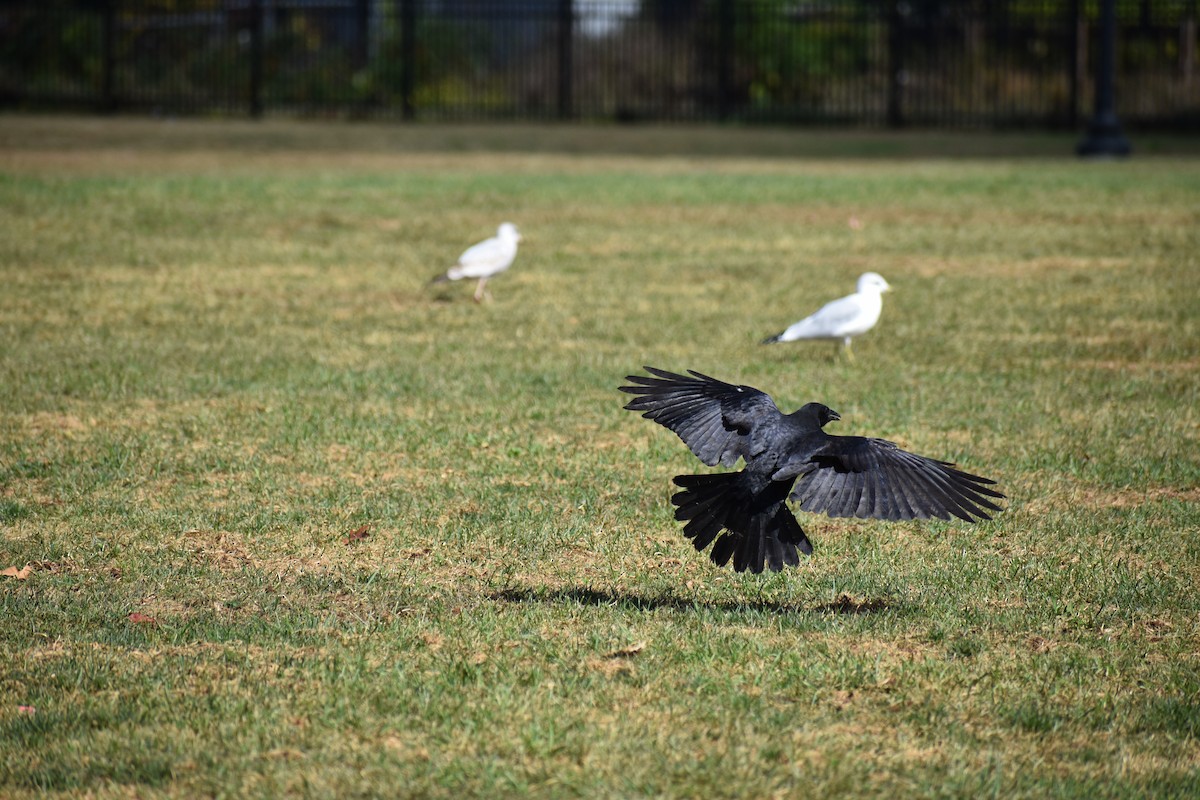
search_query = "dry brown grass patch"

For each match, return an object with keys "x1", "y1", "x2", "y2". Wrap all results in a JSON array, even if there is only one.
[{"x1": 1072, "y1": 484, "x2": 1200, "y2": 510}]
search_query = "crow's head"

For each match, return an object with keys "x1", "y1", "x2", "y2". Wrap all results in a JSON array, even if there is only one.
[{"x1": 797, "y1": 402, "x2": 841, "y2": 428}]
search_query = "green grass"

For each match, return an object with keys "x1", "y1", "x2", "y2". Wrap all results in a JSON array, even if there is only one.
[{"x1": 1, "y1": 115, "x2": 1198, "y2": 798}]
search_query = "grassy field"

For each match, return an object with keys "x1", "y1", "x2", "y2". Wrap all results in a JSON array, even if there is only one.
[{"x1": 1, "y1": 115, "x2": 1198, "y2": 798}]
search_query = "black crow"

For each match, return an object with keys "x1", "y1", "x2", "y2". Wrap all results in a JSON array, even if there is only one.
[{"x1": 620, "y1": 367, "x2": 1005, "y2": 573}]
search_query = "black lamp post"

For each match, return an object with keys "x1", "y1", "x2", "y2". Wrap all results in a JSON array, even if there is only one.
[{"x1": 1077, "y1": 0, "x2": 1131, "y2": 156}]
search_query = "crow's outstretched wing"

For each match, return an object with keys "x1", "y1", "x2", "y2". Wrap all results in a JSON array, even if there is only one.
[
  {"x1": 779, "y1": 436, "x2": 1005, "y2": 522},
  {"x1": 620, "y1": 367, "x2": 783, "y2": 467}
]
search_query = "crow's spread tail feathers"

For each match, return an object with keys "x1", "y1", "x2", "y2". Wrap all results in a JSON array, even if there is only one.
[{"x1": 671, "y1": 472, "x2": 812, "y2": 573}]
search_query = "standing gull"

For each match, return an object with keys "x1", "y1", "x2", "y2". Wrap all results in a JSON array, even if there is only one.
[
  {"x1": 620, "y1": 367, "x2": 1004, "y2": 574},
  {"x1": 763, "y1": 272, "x2": 891, "y2": 359},
  {"x1": 431, "y1": 222, "x2": 522, "y2": 302}
]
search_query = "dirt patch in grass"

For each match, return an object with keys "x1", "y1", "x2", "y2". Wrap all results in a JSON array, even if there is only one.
[
  {"x1": 1074, "y1": 357, "x2": 1200, "y2": 375},
  {"x1": 184, "y1": 529, "x2": 256, "y2": 572},
  {"x1": 1019, "y1": 472, "x2": 1200, "y2": 517},
  {"x1": 19, "y1": 411, "x2": 91, "y2": 437},
  {"x1": 1061, "y1": 484, "x2": 1200, "y2": 510},
  {"x1": 907, "y1": 255, "x2": 1125, "y2": 280}
]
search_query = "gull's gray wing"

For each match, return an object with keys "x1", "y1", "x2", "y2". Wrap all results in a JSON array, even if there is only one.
[
  {"x1": 781, "y1": 293, "x2": 863, "y2": 339},
  {"x1": 620, "y1": 367, "x2": 783, "y2": 467},
  {"x1": 456, "y1": 235, "x2": 511, "y2": 277},
  {"x1": 779, "y1": 435, "x2": 1005, "y2": 522}
]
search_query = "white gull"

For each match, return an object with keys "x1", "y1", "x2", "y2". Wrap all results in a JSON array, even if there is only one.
[
  {"x1": 431, "y1": 222, "x2": 522, "y2": 302},
  {"x1": 763, "y1": 272, "x2": 891, "y2": 359}
]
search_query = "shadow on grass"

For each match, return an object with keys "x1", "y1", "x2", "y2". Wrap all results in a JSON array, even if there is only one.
[
  {"x1": 490, "y1": 584, "x2": 899, "y2": 617},
  {"x1": 13, "y1": 116, "x2": 1200, "y2": 161}
]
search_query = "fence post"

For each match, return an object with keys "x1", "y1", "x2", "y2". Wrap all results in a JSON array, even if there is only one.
[
  {"x1": 557, "y1": 0, "x2": 573, "y2": 120},
  {"x1": 400, "y1": 0, "x2": 415, "y2": 120},
  {"x1": 249, "y1": 0, "x2": 264, "y2": 118},
  {"x1": 100, "y1": 0, "x2": 116, "y2": 113},
  {"x1": 1076, "y1": 0, "x2": 1130, "y2": 155},
  {"x1": 1184, "y1": 11, "x2": 1197, "y2": 88},
  {"x1": 886, "y1": 1, "x2": 905, "y2": 128},
  {"x1": 716, "y1": 0, "x2": 733, "y2": 120}
]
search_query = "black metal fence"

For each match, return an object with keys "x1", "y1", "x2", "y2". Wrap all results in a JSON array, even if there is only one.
[{"x1": 2, "y1": 0, "x2": 1197, "y2": 128}]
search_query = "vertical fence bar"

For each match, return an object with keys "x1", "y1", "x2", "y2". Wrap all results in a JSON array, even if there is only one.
[
  {"x1": 716, "y1": 0, "x2": 733, "y2": 120},
  {"x1": 1184, "y1": 8, "x2": 1197, "y2": 89},
  {"x1": 100, "y1": 0, "x2": 116, "y2": 112},
  {"x1": 557, "y1": 0, "x2": 573, "y2": 120},
  {"x1": 1067, "y1": 0, "x2": 1081, "y2": 128},
  {"x1": 355, "y1": 0, "x2": 370, "y2": 70},
  {"x1": 887, "y1": 0, "x2": 905, "y2": 127},
  {"x1": 249, "y1": 0, "x2": 264, "y2": 118},
  {"x1": 399, "y1": 0, "x2": 415, "y2": 120}
]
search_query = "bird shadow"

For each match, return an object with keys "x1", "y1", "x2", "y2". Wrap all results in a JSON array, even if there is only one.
[
  {"x1": 489, "y1": 584, "x2": 900, "y2": 617},
  {"x1": 424, "y1": 289, "x2": 457, "y2": 305}
]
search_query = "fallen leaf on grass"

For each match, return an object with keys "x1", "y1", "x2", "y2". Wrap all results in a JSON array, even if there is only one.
[
  {"x1": 605, "y1": 641, "x2": 648, "y2": 659},
  {"x1": 127, "y1": 612, "x2": 157, "y2": 625},
  {"x1": 1, "y1": 565, "x2": 33, "y2": 580},
  {"x1": 341, "y1": 525, "x2": 371, "y2": 545}
]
